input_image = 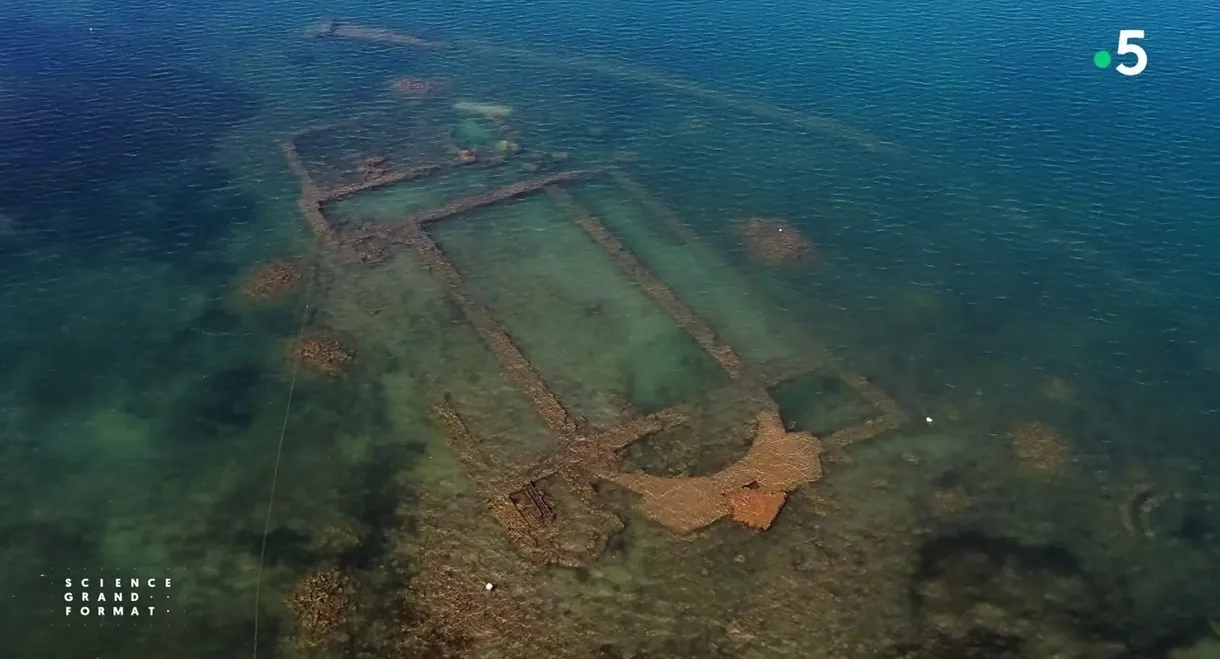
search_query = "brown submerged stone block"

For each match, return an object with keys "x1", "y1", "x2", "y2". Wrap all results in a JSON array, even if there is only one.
[
  {"x1": 607, "y1": 410, "x2": 821, "y2": 533},
  {"x1": 724, "y1": 487, "x2": 787, "y2": 530}
]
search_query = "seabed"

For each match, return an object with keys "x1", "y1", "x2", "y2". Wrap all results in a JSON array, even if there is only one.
[
  {"x1": 284, "y1": 75, "x2": 906, "y2": 541},
  {"x1": 257, "y1": 20, "x2": 1220, "y2": 659}
]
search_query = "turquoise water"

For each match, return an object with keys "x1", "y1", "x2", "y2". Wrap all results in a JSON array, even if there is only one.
[{"x1": 2, "y1": 0, "x2": 1219, "y2": 657}]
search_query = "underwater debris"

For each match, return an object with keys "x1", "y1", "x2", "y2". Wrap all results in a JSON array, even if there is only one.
[
  {"x1": 290, "y1": 333, "x2": 354, "y2": 376},
  {"x1": 307, "y1": 19, "x2": 443, "y2": 48},
  {"x1": 1119, "y1": 483, "x2": 1170, "y2": 540},
  {"x1": 241, "y1": 260, "x2": 302, "y2": 302},
  {"x1": 1138, "y1": 491, "x2": 1167, "y2": 539},
  {"x1": 326, "y1": 163, "x2": 447, "y2": 202},
  {"x1": 357, "y1": 155, "x2": 388, "y2": 179},
  {"x1": 1007, "y1": 421, "x2": 1072, "y2": 475},
  {"x1": 283, "y1": 111, "x2": 584, "y2": 261},
  {"x1": 308, "y1": 19, "x2": 896, "y2": 153},
  {"x1": 737, "y1": 217, "x2": 816, "y2": 264},
  {"x1": 507, "y1": 482, "x2": 555, "y2": 526},
  {"x1": 284, "y1": 114, "x2": 464, "y2": 204},
  {"x1": 391, "y1": 76, "x2": 447, "y2": 100},
  {"x1": 287, "y1": 567, "x2": 355, "y2": 649},
  {"x1": 432, "y1": 396, "x2": 650, "y2": 566}
]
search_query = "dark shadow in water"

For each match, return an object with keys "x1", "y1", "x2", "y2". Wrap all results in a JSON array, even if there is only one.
[
  {"x1": 900, "y1": 532, "x2": 1105, "y2": 658},
  {"x1": 19, "y1": 356, "x2": 97, "y2": 419},
  {"x1": 1, "y1": 519, "x2": 103, "y2": 567},
  {"x1": 207, "y1": 363, "x2": 426, "y2": 570},
  {"x1": 0, "y1": 15, "x2": 257, "y2": 199},
  {"x1": 0, "y1": 14, "x2": 258, "y2": 251},
  {"x1": 175, "y1": 363, "x2": 269, "y2": 442},
  {"x1": 12, "y1": 161, "x2": 264, "y2": 261},
  {"x1": 234, "y1": 526, "x2": 315, "y2": 569},
  {"x1": 902, "y1": 532, "x2": 1204, "y2": 659},
  {"x1": 338, "y1": 441, "x2": 428, "y2": 571},
  {"x1": 176, "y1": 301, "x2": 248, "y2": 341}
]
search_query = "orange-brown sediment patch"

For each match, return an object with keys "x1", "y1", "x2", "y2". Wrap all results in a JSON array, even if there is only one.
[
  {"x1": 738, "y1": 217, "x2": 816, "y2": 264},
  {"x1": 607, "y1": 410, "x2": 821, "y2": 533},
  {"x1": 286, "y1": 567, "x2": 355, "y2": 650},
  {"x1": 241, "y1": 260, "x2": 302, "y2": 301},
  {"x1": 724, "y1": 487, "x2": 787, "y2": 530},
  {"x1": 290, "y1": 333, "x2": 354, "y2": 376}
]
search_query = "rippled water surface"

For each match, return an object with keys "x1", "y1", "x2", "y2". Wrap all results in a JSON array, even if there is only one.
[{"x1": 2, "y1": 0, "x2": 1219, "y2": 657}]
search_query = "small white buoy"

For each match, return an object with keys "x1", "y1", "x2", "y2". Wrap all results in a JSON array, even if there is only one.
[
  {"x1": 925, "y1": 416, "x2": 933, "y2": 424},
  {"x1": 484, "y1": 582, "x2": 494, "y2": 591}
]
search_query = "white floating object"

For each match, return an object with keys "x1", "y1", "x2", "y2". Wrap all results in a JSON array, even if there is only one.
[
  {"x1": 485, "y1": 582, "x2": 494, "y2": 591},
  {"x1": 925, "y1": 416, "x2": 933, "y2": 424}
]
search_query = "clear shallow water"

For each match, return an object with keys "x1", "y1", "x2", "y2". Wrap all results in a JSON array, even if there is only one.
[{"x1": 1, "y1": 0, "x2": 1219, "y2": 657}]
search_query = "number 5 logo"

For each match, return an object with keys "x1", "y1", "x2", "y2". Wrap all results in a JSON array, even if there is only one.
[{"x1": 1116, "y1": 29, "x2": 1147, "y2": 76}]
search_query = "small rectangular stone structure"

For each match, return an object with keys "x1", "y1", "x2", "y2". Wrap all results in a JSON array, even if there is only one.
[
  {"x1": 285, "y1": 129, "x2": 907, "y2": 564},
  {"x1": 282, "y1": 108, "x2": 525, "y2": 260},
  {"x1": 288, "y1": 114, "x2": 456, "y2": 194}
]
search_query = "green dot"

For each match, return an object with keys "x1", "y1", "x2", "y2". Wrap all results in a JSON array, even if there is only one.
[{"x1": 1093, "y1": 50, "x2": 1112, "y2": 68}]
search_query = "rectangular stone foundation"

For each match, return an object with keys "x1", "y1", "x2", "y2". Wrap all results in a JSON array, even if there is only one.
[{"x1": 285, "y1": 130, "x2": 906, "y2": 563}]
